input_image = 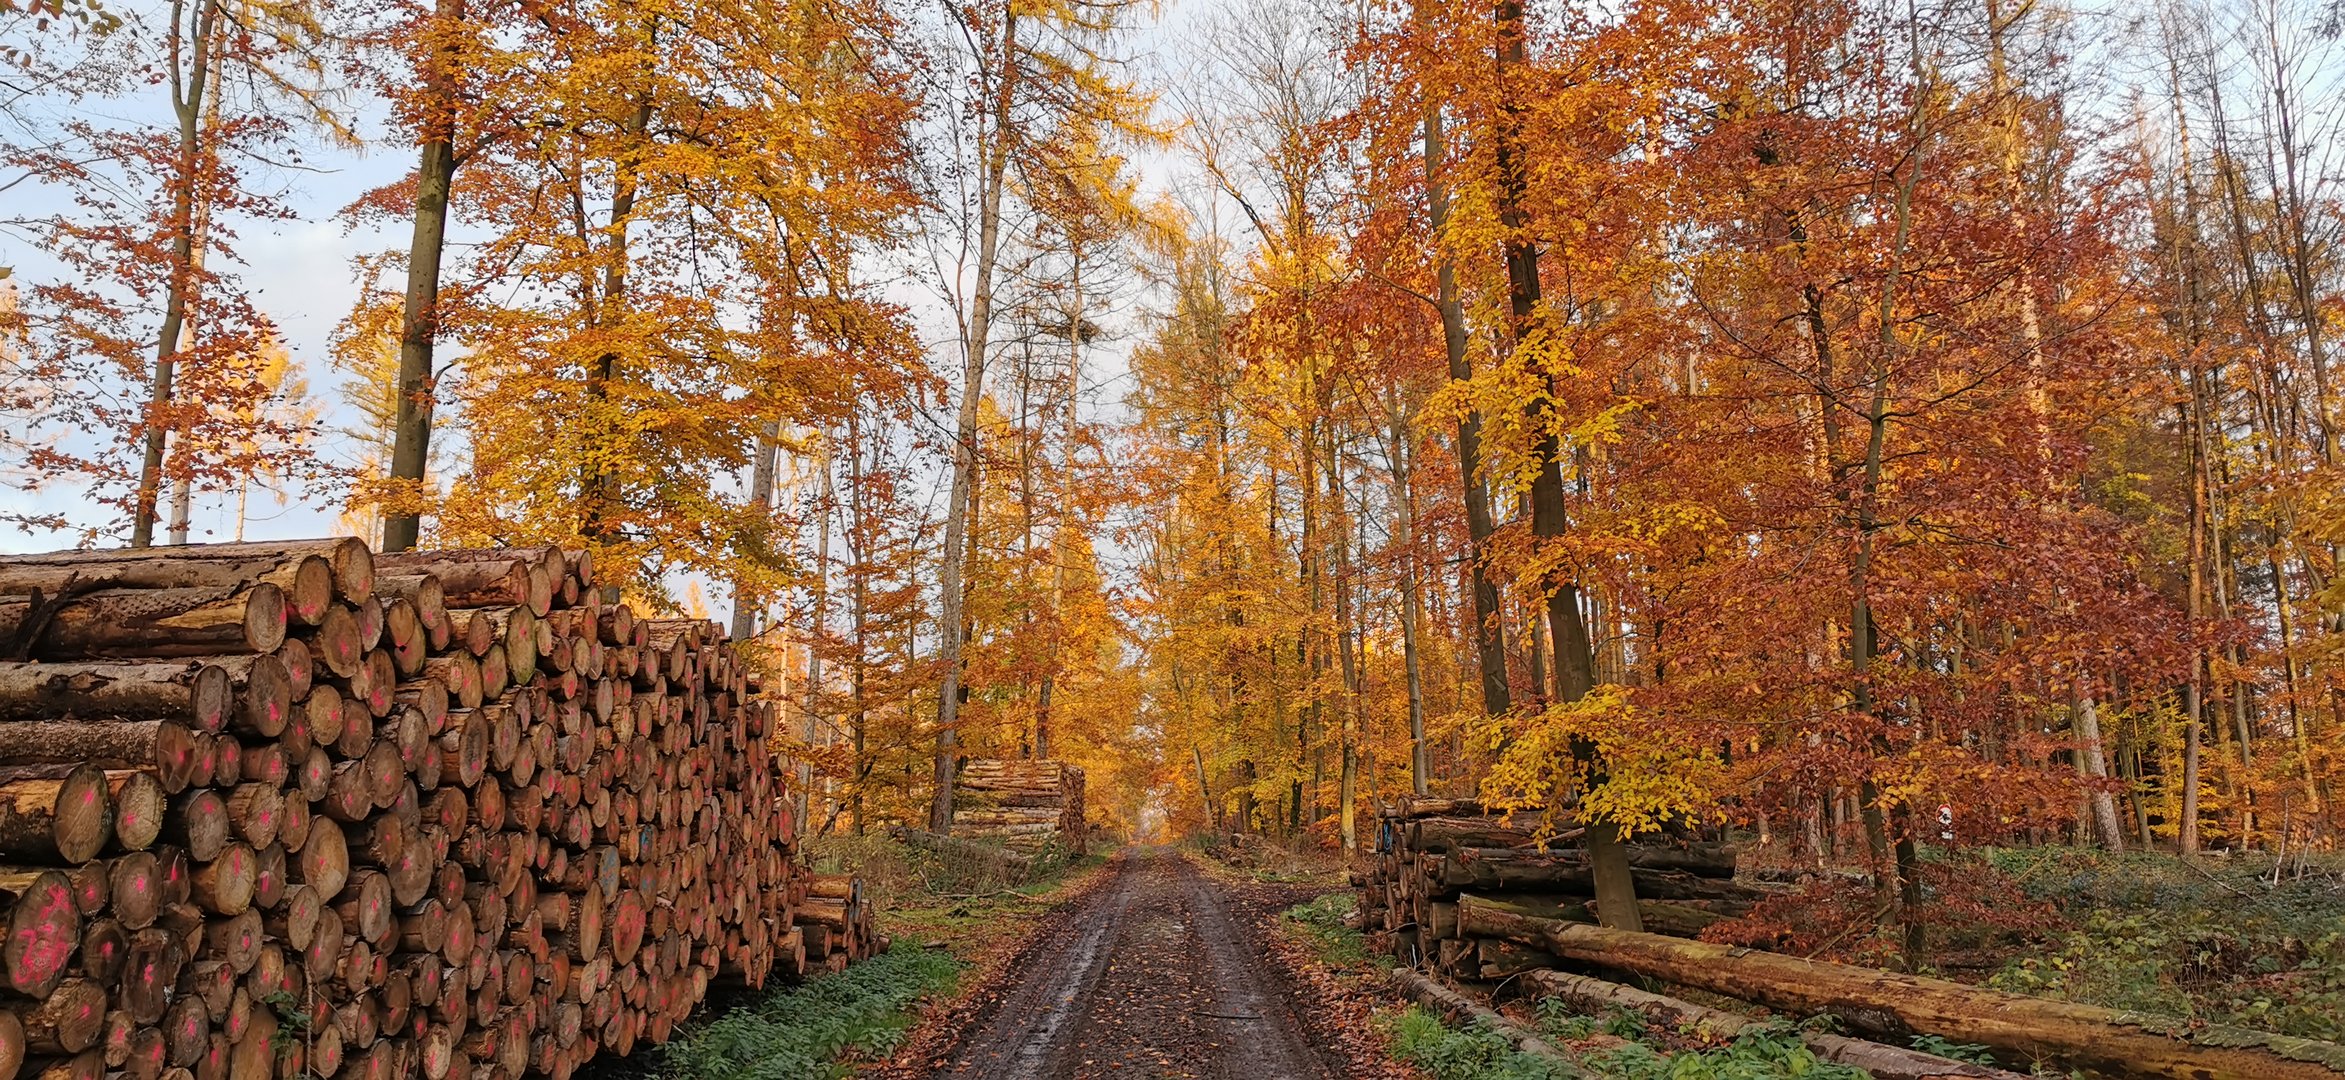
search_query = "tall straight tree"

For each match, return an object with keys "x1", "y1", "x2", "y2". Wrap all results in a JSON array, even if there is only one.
[{"x1": 925, "y1": 0, "x2": 1152, "y2": 829}]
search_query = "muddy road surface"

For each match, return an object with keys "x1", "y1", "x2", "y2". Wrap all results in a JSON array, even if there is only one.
[{"x1": 916, "y1": 848, "x2": 1346, "y2": 1080}]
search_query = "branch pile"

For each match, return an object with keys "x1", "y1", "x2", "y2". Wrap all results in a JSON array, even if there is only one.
[
  {"x1": 0, "y1": 539, "x2": 882, "y2": 1080},
  {"x1": 950, "y1": 759, "x2": 1084, "y2": 856}
]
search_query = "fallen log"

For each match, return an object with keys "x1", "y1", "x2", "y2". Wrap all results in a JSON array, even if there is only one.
[
  {"x1": 1523, "y1": 969, "x2": 2028, "y2": 1080},
  {"x1": 1466, "y1": 899, "x2": 2345, "y2": 1080}
]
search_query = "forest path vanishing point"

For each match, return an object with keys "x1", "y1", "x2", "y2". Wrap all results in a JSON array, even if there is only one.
[{"x1": 918, "y1": 849, "x2": 1342, "y2": 1080}]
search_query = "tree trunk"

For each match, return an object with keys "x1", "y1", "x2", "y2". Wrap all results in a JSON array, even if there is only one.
[
  {"x1": 382, "y1": 0, "x2": 465, "y2": 553},
  {"x1": 132, "y1": 0, "x2": 219, "y2": 548},
  {"x1": 1418, "y1": 102, "x2": 1508, "y2": 722},
  {"x1": 1485, "y1": 0, "x2": 1637, "y2": 931},
  {"x1": 0, "y1": 584, "x2": 287, "y2": 659},
  {"x1": 932, "y1": 9, "x2": 1019, "y2": 831},
  {"x1": 729, "y1": 421, "x2": 780, "y2": 644},
  {"x1": 1383, "y1": 397, "x2": 1430, "y2": 795},
  {"x1": 2075, "y1": 685, "x2": 2127, "y2": 851}
]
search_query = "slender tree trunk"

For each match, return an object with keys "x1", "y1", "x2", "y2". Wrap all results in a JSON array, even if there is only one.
[
  {"x1": 1385, "y1": 398, "x2": 1429, "y2": 795},
  {"x1": 383, "y1": 0, "x2": 464, "y2": 552},
  {"x1": 1330, "y1": 433, "x2": 1360, "y2": 852},
  {"x1": 730, "y1": 420, "x2": 781, "y2": 643},
  {"x1": 847, "y1": 411, "x2": 870, "y2": 836},
  {"x1": 1486, "y1": 0, "x2": 1638, "y2": 930},
  {"x1": 134, "y1": 0, "x2": 219, "y2": 548},
  {"x1": 580, "y1": 85, "x2": 655, "y2": 582},
  {"x1": 803, "y1": 447, "x2": 831, "y2": 830},
  {"x1": 1420, "y1": 103, "x2": 1509, "y2": 720},
  {"x1": 2076, "y1": 684, "x2": 2126, "y2": 851},
  {"x1": 1851, "y1": 24, "x2": 1929, "y2": 964},
  {"x1": 2183, "y1": 392, "x2": 2208, "y2": 855},
  {"x1": 930, "y1": 10, "x2": 1018, "y2": 831}
]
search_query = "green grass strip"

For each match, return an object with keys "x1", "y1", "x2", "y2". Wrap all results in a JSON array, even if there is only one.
[{"x1": 656, "y1": 945, "x2": 964, "y2": 1080}]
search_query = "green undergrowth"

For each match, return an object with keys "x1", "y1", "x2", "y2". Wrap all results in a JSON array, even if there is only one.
[
  {"x1": 1385, "y1": 1008, "x2": 1584, "y2": 1080},
  {"x1": 1382, "y1": 1003, "x2": 1883, "y2": 1080},
  {"x1": 1283, "y1": 891, "x2": 1377, "y2": 974},
  {"x1": 653, "y1": 944, "x2": 964, "y2": 1080},
  {"x1": 1980, "y1": 847, "x2": 2345, "y2": 1040}
]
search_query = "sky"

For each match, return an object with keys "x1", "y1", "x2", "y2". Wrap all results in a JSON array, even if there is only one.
[{"x1": 0, "y1": 0, "x2": 1230, "y2": 559}]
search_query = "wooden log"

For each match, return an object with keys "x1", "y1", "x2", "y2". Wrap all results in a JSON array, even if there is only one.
[
  {"x1": 102, "y1": 771, "x2": 165, "y2": 853},
  {"x1": 375, "y1": 552, "x2": 549, "y2": 618},
  {"x1": 0, "y1": 723, "x2": 201, "y2": 796},
  {"x1": 0, "y1": 767, "x2": 110, "y2": 863},
  {"x1": 1480, "y1": 903, "x2": 2345, "y2": 1080},
  {"x1": 1434, "y1": 848, "x2": 1759, "y2": 902},
  {"x1": 1, "y1": 870, "x2": 80, "y2": 997},
  {"x1": 0, "y1": 585, "x2": 286, "y2": 660},
  {"x1": 1523, "y1": 969, "x2": 2025, "y2": 1080},
  {"x1": 167, "y1": 791, "x2": 228, "y2": 863},
  {"x1": 0, "y1": 662, "x2": 234, "y2": 729},
  {"x1": 22, "y1": 978, "x2": 106, "y2": 1054},
  {"x1": 108, "y1": 853, "x2": 162, "y2": 929},
  {"x1": 372, "y1": 576, "x2": 445, "y2": 637},
  {"x1": 0, "y1": 543, "x2": 362, "y2": 624},
  {"x1": 0, "y1": 1009, "x2": 19, "y2": 1080}
]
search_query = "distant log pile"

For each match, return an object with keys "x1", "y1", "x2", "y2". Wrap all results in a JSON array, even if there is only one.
[
  {"x1": 1361, "y1": 799, "x2": 2345, "y2": 1080},
  {"x1": 950, "y1": 759, "x2": 1085, "y2": 857},
  {"x1": 1356, "y1": 797, "x2": 1755, "y2": 980},
  {"x1": 0, "y1": 539, "x2": 884, "y2": 1080}
]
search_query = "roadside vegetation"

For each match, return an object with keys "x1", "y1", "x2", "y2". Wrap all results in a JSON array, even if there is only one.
[
  {"x1": 1979, "y1": 848, "x2": 2345, "y2": 1040},
  {"x1": 655, "y1": 946, "x2": 965, "y2": 1079},
  {"x1": 611, "y1": 834, "x2": 1106, "y2": 1078}
]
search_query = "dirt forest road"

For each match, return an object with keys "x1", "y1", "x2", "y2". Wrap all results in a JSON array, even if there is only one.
[{"x1": 913, "y1": 849, "x2": 1353, "y2": 1080}]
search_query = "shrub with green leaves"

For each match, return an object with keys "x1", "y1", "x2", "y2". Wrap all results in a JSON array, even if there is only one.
[
  {"x1": 655, "y1": 945, "x2": 963, "y2": 1080},
  {"x1": 1382, "y1": 1007, "x2": 1582, "y2": 1080},
  {"x1": 1579, "y1": 1025, "x2": 1870, "y2": 1080}
]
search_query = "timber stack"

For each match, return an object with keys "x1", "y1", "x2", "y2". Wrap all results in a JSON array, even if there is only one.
[
  {"x1": 1362, "y1": 798, "x2": 2345, "y2": 1080},
  {"x1": 949, "y1": 759, "x2": 1085, "y2": 857},
  {"x1": 0, "y1": 539, "x2": 883, "y2": 1080},
  {"x1": 1357, "y1": 796, "x2": 1754, "y2": 981}
]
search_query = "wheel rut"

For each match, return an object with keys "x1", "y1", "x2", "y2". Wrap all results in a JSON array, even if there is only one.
[{"x1": 921, "y1": 848, "x2": 1337, "y2": 1080}]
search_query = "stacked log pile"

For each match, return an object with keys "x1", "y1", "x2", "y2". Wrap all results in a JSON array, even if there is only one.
[
  {"x1": 949, "y1": 759, "x2": 1085, "y2": 857},
  {"x1": 1357, "y1": 797, "x2": 1754, "y2": 980},
  {"x1": 0, "y1": 539, "x2": 883, "y2": 1080},
  {"x1": 1363, "y1": 799, "x2": 2345, "y2": 1080}
]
